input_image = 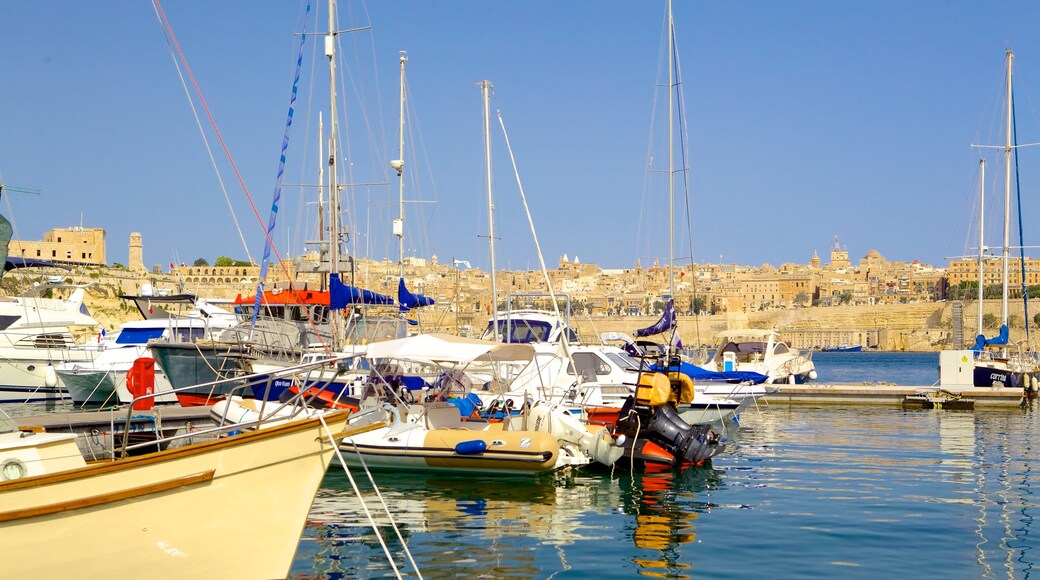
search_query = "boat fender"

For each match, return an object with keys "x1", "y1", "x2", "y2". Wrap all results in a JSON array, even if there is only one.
[
  {"x1": 43, "y1": 364, "x2": 58, "y2": 388},
  {"x1": 455, "y1": 440, "x2": 487, "y2": 455},
  {"x1": 788, "y1": 374, "x2": 796, "y2": 384},
  {"x1": 808, "y1": 370, "x2": 818, "y2": 381}
]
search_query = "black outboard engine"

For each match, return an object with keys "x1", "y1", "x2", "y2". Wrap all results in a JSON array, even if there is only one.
[
  {"x1": 614, "y1": 395, "x2": 725, "y2": 466},
  {"x1": 644, "y1": 404, "x2": 723, "y2": 464}
]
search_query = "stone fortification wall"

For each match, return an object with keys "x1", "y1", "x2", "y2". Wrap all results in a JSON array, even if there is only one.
[{"x1": 12, "y1": 266, "x2": 1040, "y2": 353}]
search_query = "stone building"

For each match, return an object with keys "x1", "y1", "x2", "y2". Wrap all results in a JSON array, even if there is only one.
[
  {"x1": 9, "y1": 227, "x2": 106, "y2": 266},
  {"x1": 947, "y1": 256, "x2": 1040, "y2": 290}
]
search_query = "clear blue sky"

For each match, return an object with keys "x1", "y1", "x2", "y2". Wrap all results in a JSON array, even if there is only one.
[{"x1": 2, "y1": 1, "x2": 1040, "y2": 273}]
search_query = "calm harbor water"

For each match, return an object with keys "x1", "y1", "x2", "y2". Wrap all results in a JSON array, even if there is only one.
[
  {"x1": 7, "y1": 352, "x2": 1035, "y2": 578},
  {"x1": 291, "y1": 351, "x2": 1040, "y2": 578}
]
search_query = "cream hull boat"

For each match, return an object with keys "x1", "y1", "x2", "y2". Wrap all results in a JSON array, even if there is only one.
[
  {"x1": 338, "y1": 403, "x2": 577, "y2": 474},
  {"x1": 0, "y1": 409, "x2": 350, "y2": 579}
]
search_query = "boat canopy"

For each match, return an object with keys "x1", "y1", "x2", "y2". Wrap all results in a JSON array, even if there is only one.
[
  {"x1": 4, "y1": 258, "x2": 67, "y2": 271},
  {"x1": 655, "y1": 359, "x2": 768, "y2": 384},
  {"x1": 365, "y1": 332, "x2": 534, "y2": 365}
]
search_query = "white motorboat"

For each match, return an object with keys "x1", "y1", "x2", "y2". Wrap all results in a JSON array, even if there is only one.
[
  {"x1": 56, "y1": 294, "x2": 238, "y2": 406},
  {"x1": 335, "y1": 333, "x2": 625, "y2": 473},
  {"x1": 0, "y1": 283, "x2": 101, "y2": 402},
  {"x1": 700, "y1": 329, "x2": 817, "y2": 384}
]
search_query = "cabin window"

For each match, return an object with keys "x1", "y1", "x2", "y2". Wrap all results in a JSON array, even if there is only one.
[
  {"x1": 263, "y1": 306, "x2": 286, "y2": 319},
  {"x1": 290, "y1": 306, "x2": 309, "y2": 322},
  {"x1": 0, "y1": 315, "x2": 21, "y2": 331},
  {"x1": 567, "y1": 353, "x2": 610, "y2": 376},
  {"x1": 173, "y1": 328, "x2": 205, "y2": 342},
  {"x1": 32, "y1": 334, "x2": 71, "y2": 349}
]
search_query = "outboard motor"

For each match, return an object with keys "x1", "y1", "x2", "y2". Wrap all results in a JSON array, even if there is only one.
[{"x1": 644, "y1": 404, "x2": 724, "y2": 464}]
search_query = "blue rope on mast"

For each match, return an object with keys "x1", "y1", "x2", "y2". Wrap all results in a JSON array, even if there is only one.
[
  {"x1": 252, "y1": 1, "x2": 311, "y2": 327},
  {"x1": 1012, "y1": 85, "x2": 1030, "y2": 343}
]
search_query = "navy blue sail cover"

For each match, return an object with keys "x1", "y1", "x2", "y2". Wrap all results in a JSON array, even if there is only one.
[
  {"x1": 398, "y1": 277, "x2": 435, "y2": 311},
  {"x1": 330, "y1": 273, "x2": 394, "y2": 310}
]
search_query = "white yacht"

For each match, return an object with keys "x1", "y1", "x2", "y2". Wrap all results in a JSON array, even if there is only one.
[
  {"x1": 56, "y1": 293, "x2": 237, "y2": 406},
  {"x1": 0, "y1": 283, "x2": 101, "y2": 402},
  {"x1": 479, "y1": 308, "x2": 749, "y2": 424},
  {"x1": 699, "y1": 329, "x2": 817, "y2": 385}
]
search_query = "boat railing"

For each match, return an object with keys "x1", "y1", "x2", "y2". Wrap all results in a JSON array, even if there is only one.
[{"x1": 117, "y1": 352, "x2": 364, "y2": 457}]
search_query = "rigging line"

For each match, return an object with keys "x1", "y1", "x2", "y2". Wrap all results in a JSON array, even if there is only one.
[
  {"x1": 153, "y1": 0, "x2": 330, "y2": 354},
  {"x1": 1011, "y1": 86, "x2": 1030, "y2": 344},
  {"x1": 345, "y1": 421, "x2": 424, "y2": 579},
  {"x1": 151, "y1": 0, "x2": 289, "y2": 281},
  {"x1": 150, "y1": 0, "x2": 253, "y2": 266},
  {"x1": 671, "y1": 20, "x2": 702, "y2": 342},
  {"x1": 495, "y1": 105, "x2": 575, "y2": 367},
  {"x1": 253, "y1": 0, "x2": 312, "y2": 329},
  {"x1": 319, "y1": 416, "x2": 406, "y2": 580}
]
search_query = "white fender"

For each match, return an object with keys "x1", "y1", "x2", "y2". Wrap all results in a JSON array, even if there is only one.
[{"x1": 44, "y1": 364, "x2": 58, "y2": 388}]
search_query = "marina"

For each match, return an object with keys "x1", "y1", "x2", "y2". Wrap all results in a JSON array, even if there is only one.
[
  {"x1": 5, "y1": 0, "x2": 1040, "y2": 577},
  {"x1": 2, "y1": 350, "x2": 1039, "y2": 577}
]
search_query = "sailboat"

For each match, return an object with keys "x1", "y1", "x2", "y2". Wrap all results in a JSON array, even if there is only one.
[
  {"x1": 966, "y1": 50, "x2": 1040, "y2": 390},
  {"x1": 0, "y1": 361, "x2": 353, "y2": 578}
]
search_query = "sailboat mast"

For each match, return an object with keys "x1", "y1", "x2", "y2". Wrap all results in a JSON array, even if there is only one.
[
  {"x1": 667, "y1": 0, "x2": 676, "y2": 302},
  {"x1": 319, "y1": 113, "x2": 326, "y2": 247},
  {"x1": 978, "y1": 158, "x2": 985, "y2": 337},
  {"x1": 325, "y1": 0, "x2": 342, "y2": 349},
  {"x1": 1002, "y1": 49, "x2": 1012, "y2": 326},
  {"x1": 394, "y1": 52, "x2": 407, "y2": 280},
  {"x1": 481, "y1": 80, "x2": 499, "y2": 341}
]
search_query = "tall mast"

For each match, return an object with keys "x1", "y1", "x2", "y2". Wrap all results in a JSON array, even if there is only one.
[
  {"x1": 318, "y1": 113, "x2": 325, "y2": 260},
  {"x1": 325, "y1": 0, "x2": 341, "y2": 349},
  {"x1": 1001, "y1": 49, "x2": 1012, "y2": 326},
  {"x1": 481, "y1": 80, "x2": 499, "y2": 341},
  {"x1": 978, "y1": 158, "x2": 985, "y2": 337},
  {"x1": 393, "y1": 52, "x2": 407, "y2": 281},
  {"x1": 667, "y1": 0, "x2": 676, "y2": 302}
]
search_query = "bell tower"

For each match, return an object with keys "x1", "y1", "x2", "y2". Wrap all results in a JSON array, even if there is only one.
[{"x1": 129, "y1": 232, "x2": 145, "y2": 272}]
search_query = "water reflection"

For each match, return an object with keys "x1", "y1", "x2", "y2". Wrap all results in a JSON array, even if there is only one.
[
  {"x1": 292, "y1": 464, "x2": 725, "y2": 579},
  {"x1": 285, "y1": 403, "x2": 1040, "y2": 577},
  {"x1": 619, "y1": 468, "x2": 723, "y2": 578}
]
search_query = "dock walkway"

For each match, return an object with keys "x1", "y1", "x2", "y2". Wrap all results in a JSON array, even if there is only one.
[{"x1": 770, "y1": 383, "x2": 1025, "y2": 406}]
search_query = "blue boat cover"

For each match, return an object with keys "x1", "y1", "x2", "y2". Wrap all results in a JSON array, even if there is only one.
[
  {"x1": 4, "y1": 258, "x2": 67, "y2": 271},
  {"x1": 652, "y1": 359, "x2": 768, "y2": 384},
  {"x1": 398, "y1": 277, "x2": 435, "y2": 311},
  {"x1": 972, "y1": 324, "x2": 1010, "y2": 353},
  {"x1": 329, "y1": 273, "x2": 394, "y2": 310},
  {"x1": 635, "y1": 298, "x2": 675, "y2": 337}
]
